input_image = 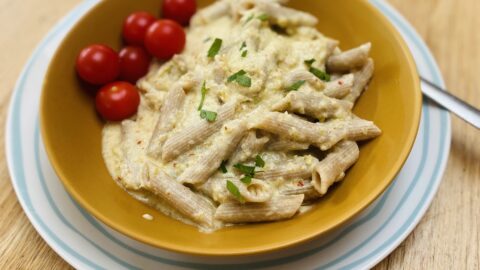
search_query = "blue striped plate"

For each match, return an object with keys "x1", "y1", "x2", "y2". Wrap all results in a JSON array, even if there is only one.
[{"x1": 5, "y1": 0, "x2": 451, "y2": 269}]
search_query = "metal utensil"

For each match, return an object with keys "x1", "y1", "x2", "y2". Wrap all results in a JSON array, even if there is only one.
[{"x1": 420, "y1": 76, "x2": 480, "y2": 129}]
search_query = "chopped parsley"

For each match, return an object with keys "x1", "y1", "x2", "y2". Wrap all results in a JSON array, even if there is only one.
[
  {"x1": 244, "y1": 14, "x2": 255, "y2": 25},
  {"x1": 207, "y1": 38, "x2": 222, "y2": 58},
  {"x1": 234, "y1": 163, "x2": 256, "y2": 176},
  {"x1": 304, "y1": 59, "x2": 316, "y2": 67},
  {"x1": 286, "y1": 80, "x2": 306, "y2": 91},
  {"x1": 255, "y1": 155, "x2": 265, "y2": 168},
  {"x1": 228, "y1": 70, "x2": 246, "y2": 82},
  {"x1": 309, "y1": 67, "x2": 331, "y2": 82},
  {"x1": 200, "y1": 110, "x2": 217, "y2": 122},
  {"x1": 226, "y1": 180, "x2": 244, "y2": 203},
  {"x1": 239, "y1": 41, "x2": 247, "y2": 51},
  {"x1": 197, "y1": 81, "x2": 208, "y2": 111},
  {"x1": 227, "y1": 70, "x2": 252, "y2": 87},
  {"x1": 219, "y1": 160, "x2": 228, "y2": 173},
  {"x1": 257, "y1": 13, "x2": 269, "y2": 21},
  {"x1": 241, "y1": 50, "x2": 248, "y2": 57},
  {"x1": 240, "y1": 175, "x2": 252, "y2": 184}
]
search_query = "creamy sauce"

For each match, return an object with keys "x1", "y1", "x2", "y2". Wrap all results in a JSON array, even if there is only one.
[{"x1": 102, "y1": 0, "x2": 352, "y2": 231}]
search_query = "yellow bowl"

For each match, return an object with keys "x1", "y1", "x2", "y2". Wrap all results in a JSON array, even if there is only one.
[{"x1": 40, "y1": 0, "x2": 421, "y2": 256}]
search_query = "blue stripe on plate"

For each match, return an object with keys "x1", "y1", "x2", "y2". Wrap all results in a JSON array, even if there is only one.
[{"x1": 8, "y1": 0, "x2": 450, "y2": 269}]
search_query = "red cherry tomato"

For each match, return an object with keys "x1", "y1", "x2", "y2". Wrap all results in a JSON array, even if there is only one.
[
  {"x1": 76, "y1": 44, "x2": 120, "y2": 85},
  {"x1": 95, "y1": 82, "x2": 140, "y2": 121},
  {"x1": 122, "y1": 12, "x2": 156, "y2": 45},
  {"x1": 162, "y1": 0, "x2": 197, "y2": 26},
  {"x1": 119, "y1": 46, "x2": 152, "y2": 83},
  {"x1": 144, "y1": 19, "x2": 186, "y2": 60}
]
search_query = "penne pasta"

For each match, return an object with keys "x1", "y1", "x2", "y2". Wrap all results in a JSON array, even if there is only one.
[
  {"x1": 344, "y1": 58, "x2": 375, "y2": 103},
  {"x1": 252, "y1": 112, "x2": 346, "y2": 150},
  {"x1": 178, "y1": 120, "x2": 247, "y2": 185},
  {"x1": 272, "y1": 91, "x2": 353, "y2": 121},
  {"x1": 162, "y1": 100, "x2": 238, "y2": 162},
  {"x1": 280, "y1": 180, "x2": 321, "y2": 201},
  {"x1": 284, "y1": 69, "x2": 325, "y2": 91},
  {"x1": 312, "y1": 141, "x2": 359, "y2": 195},
  {"x1": 214, "y1": 195, "x2": 304, "y2": 223},
  {"x1": 267, "y1": 138, "x2": 310, "y2": 152},
  {"x1": 145, "y1": 165, "x2": 216, "y2": 227},
  {"x1": 323, "y1": 73, "x2": 354, "y2": 99},
  {"x1": 146, "y1": 84, "x2": 186, "y2": 159},
  {"x1": 229, "y1": 131, "x2": 270, "y2": 165},
  {"x1": 326, "y1": 43, "x2": 372, "y2": 73}
]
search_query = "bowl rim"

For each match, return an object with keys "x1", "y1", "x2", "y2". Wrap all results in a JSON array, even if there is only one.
[{"x1": 40, "y1": 0, "x2": 422, "y2": 256}]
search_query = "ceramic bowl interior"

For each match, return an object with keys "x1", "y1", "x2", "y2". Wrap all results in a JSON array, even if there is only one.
[{"x1": 41, "y1": 0, "x2": 421, "y2": 256}]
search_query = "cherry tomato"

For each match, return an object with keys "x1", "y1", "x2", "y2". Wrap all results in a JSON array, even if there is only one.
[
  {"x1": 122, "y1": 12, "x2": 156, "y2": 45},
  {"x1": 162, "y1": 0, "x2": 197, "y2": 26},
  {"x1": 76, "y1": 44, "x2": 120, "y2": 85},
  {"x1": 119, "y1": 46, "x2": 152, "y2": 83},
  {"x1": 95, "y1": 82, "x2": 140, "y2": 121},
  {"x1": 144, "y1": 19, "x2": 186, "y2": 60}
]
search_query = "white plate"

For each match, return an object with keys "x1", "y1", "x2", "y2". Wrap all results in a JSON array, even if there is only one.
[{"x1": 5, "y1": 0, "x2": 451, "y2": 269}]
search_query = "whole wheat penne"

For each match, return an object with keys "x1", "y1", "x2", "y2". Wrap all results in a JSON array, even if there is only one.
[
  {"x1": 323, "y1": 74, "x2": 355, "y2": 99},
  {"x1": 145, "y1": 165, "x2": 216, "y2": 227},
  {"x1": 146, "y1": 85, "x2": 185, "y2": 159},
  {"x1": 254, "y1": 0, "x2": 318, "y2": 27},
  {"x1": 344, "y1": 58, "x2": 375, "y2": 103},
  {"x1": 252, "y1": 112, "x2": 347, "y2": 150},
  {"x1": 272, "y1": 91, "x2": 353, "y2": 121},
  {"x1": 284, "y1": 69, "x2": 325, "y2": 91},
  {"x1": 162, "y1": 100, "x2": 238, "y2": 162},
  {"x1": 178, "y1": 120, "x2": 247, "y2": 185},
  {"x1": 280, "y1": 180, "x2": 321, "y2": 201},
  {"x1": 255, "y1": 165, "x2": 312, "y2": 181},
  {"x1": 312, "y1": 141, "x2": 359, "y2": 195},
  {"x1": 119, "y1": 120, "x2": 145, "y2": 190},
  {"x1": 267, "y1": 138, "x2": 310, "y2": 152},
  {"x1": 229, "y1": 131, "x2": 269, "y2": 165},
  {"x1": 214, "y1": 195, "x2": 304, "y2": 223},
  {"x1": 345, "y1": 118, "x2": 382, "y2": 141},
  {"x1": 326, "y1": 43, "x2": 371, "y2": 72}
]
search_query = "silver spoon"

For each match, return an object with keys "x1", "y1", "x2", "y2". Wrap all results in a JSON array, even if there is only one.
[{"x1": 420, "y1": 76, "x2": 480, "y2": 129}]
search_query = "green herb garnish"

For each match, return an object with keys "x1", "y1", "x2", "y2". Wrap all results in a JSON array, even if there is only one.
[
  {"x1": 226, "y1": 180, "x2": 244, "y2": 203},
  {"x1": 304, "y1": 59, "x2": 316, "y2": 67},
  {"x1": 236, "y1": 74, "x2": 251, "y2": 87},
  {"x1": 286, "y1": 80, "x2": 306, "y2": 91},
  {"x1": 219, "y1": 160, "x2": 228, "y2": 173},
  {"x1": 228, "y1": 70, "x2": 246, "y2": 82},
  {"x1": 240, "y1": 175, "x2": 252, "y2": 185},
  {"x1": 234, "y1": 163, "x2": 256, "y2": 176},
  {"x1": 200, "y1": 110, "x2": 217, "y2": 122},
  {"x1": 241, "y1": 50, "x2": 248, "y2": 57},
  {"x1": 255, "y1": 155, "x2": 265, "y2": 168},
  {"x1": 257, "y1": 13, "x2": 269, "y2": 21},
  {"x1": 309, "y1": 67, "x2": 331, "y2": 82},
  {"x1": 244, "y1": 14, "x2": 255, "y2": 25},
  {"x1": 207, "y1": 38, "x2": 222, "y2": 58},
  {"x1": 197, "y1": 81, "x2": 208, "y2": 111},
  {"x1": 239, "y1": 41, "x2": 247, "y2": 51},
  {"x1": 227, "y1": 70, "x2": 252, "y2": 87}
]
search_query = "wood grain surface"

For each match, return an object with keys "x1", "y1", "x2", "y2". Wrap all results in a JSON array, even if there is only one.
[{"x1": 0, "y1": 0, "x2": 478, "y2": 269}]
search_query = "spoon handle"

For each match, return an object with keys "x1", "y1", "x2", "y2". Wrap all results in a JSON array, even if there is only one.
[{"x1": 421, "y1": 76, "x2": 480, "y2": 129}]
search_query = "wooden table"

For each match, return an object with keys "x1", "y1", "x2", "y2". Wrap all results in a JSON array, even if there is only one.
[{"x1": 0, "y1": 0, "x2": 479, "y2": 269}]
